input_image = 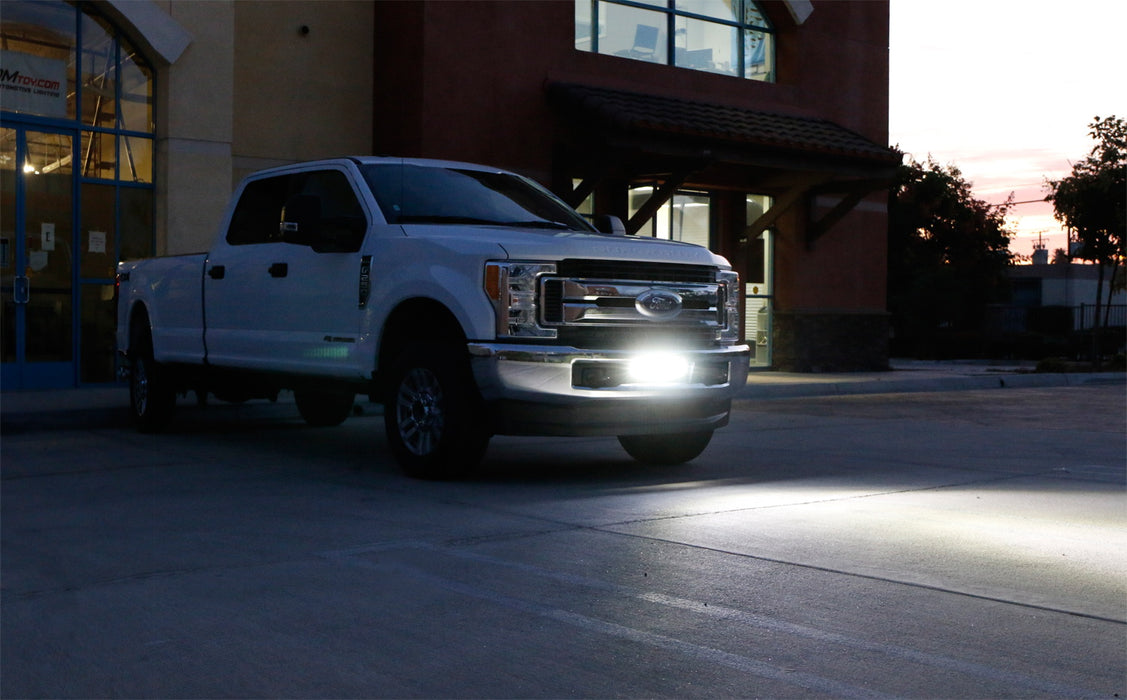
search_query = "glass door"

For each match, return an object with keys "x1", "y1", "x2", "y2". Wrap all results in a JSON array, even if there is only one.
[
  {"x1": 1, "y1": 126, "x2": 77, "y2": 389},
  {"x1": 745, "y1": 194, "x2": 773, "y2": 367}
]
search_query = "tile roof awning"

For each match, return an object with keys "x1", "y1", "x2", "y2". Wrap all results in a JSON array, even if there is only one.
[{"x1": 546, "y1": 82, "x2": 902, "y2": 177}]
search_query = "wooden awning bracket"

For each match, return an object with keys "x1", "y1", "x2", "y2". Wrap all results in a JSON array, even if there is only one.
[
  {"x1": 564, "y1": 160, "x2": 619, "y2": 209},
  {"x1": 805, "y1": 177, "x2": 892, "y2": 247},
  {"x1": 625, "y1": 169, "x2": 693, "y2": 235},
  {"x1": 744, "y1": 173, "x2": 830, "y2": 242}
]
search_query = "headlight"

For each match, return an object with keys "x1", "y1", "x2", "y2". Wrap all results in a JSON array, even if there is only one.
[
  {"x1": 717, "y1": 269, "x2": 741, "y2": 344},
  {"x1": 484, "y1": 261, "x2": 557, "y2": 339}
]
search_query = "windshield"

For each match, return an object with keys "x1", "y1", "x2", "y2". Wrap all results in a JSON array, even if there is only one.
[{"x1": 360, "y1": 163, "x2": 596, "y2": 232}]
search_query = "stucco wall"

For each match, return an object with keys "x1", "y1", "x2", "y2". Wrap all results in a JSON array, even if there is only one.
[
  {"x1": 232, "y1": 1, "x2": 374, "y2": 182},
  {"x1": 152, "y1": 0, "x2": 234, "y2": 255},
  {"x1": 110, "y1": 1, "x2": 373, "y2": 255}
]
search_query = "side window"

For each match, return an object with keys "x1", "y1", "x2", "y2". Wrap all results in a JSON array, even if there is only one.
[
  {"x1": 225, "y1": 169, "x2": 367, "y2": 251},
  {"x1": 295, "y1": 170, "x2": 367, "y2": 253},
  {"x1": 226, "y1": 176, "x2": 289, "y2": 245}
]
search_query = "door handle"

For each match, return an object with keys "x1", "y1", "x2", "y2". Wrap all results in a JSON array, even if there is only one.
[
  {"x1": 13, "y1": 276, "x2": 29, "y2": 304},
  {"x1": 268, "y1": 262, "x2": 288, "y2": 278},
  {"x1": 208, "y1": 265, "x2": 226, "y2": 279}
]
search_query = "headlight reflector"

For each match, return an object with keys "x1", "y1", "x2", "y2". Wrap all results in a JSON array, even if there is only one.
[
  {"x1": 484, "y1": 261, "x2": 557, "y2": 339},
  {"x1": 717, "y1": 269, "x2": 741, "y2": 344}
]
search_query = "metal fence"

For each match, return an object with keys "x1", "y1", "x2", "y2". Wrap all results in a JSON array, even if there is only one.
[
  {"x1": 985, "y1": 305, "x2": 1126, "y2": 334},
  {"x1": 1075, "y1": 304, "x2": 1127, "y2": 331}
]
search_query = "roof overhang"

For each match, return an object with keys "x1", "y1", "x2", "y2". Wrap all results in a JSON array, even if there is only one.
[
  {"x1": 547, "y1": 82, "x2": 900, "y2": 185},
  {"x1": 546, "y1": 82, "x2": 902, "y2": 242}
]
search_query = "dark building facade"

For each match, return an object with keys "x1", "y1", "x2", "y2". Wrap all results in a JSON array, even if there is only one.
[
  {"x1": 1, "y1": 0, "x2": 897, "y2": 390},
  {"x1": 371, "y1": 0, "x2": 900, "y2": 371}
]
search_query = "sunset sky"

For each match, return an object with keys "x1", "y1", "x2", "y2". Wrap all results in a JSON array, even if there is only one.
[{"x1": 888, "y1": 0, "x2": 1125, "y2": 261}]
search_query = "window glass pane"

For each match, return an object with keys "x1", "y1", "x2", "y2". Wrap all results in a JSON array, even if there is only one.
[
  {"x1": 80, "y1": 283, "x2": 116, "y2": 382},
  {"x1": 24, "y1": 131, "x2": 74, "y2": 364},
  {"x1": 596, "y1": 3, "x2": 667, "y2": 64},
  {"x1": 0, "y1": 0, "x2": 76, "y2": 119},
  {"x1": 119, "y1": 37, "x2": 153, "y2": 134},
  {"x1": 1, "y1": 128, "x2": 15, "y2": 364},
  {"x1": 80, "y1": 12, "x2": 116, "y2": 129},
  {"x1": 575, "y1": 0, "x2": 593, "y2": 51},
  {"x1": 677, "y1": 0, "x2": 736, "y2": 22},
  {"x1": 571, "y1": 179, "x2": 594, "y2": 215},
  {"x1": 362, "y1": 164, "x2": 593, "y2": 231},
  {"x1": 120, "y1": 135, "x2": 152, "y2": 183},
  {"x1": 576, "y1": 0, "x2": 773, "y2": 83},
  {"x1": 744, "y1": 28, "x2": 772, "y2": 79},
  {"x1": 296, "y1": 170, "x2": 366, "y2": 252},
  {"x1": 120, "y1": 187, "x2": 154, "y2": 261},
  {"x1": 671, "y1": 193, "x2": 710, "y2": 248},
  {"x1": 80, "y1": 130, "x2": 115, "y2": 180},
  {"x1": 745, "y1": 194, "x2": 771, "y2": 286},
  {"x1": 628, "y1": 185, "x2": 656, "y2": 236},
  {"x1": 226, "y1": 176, "x2": 289, "y2": 245},
  {"x1": 80, "y1": 183, "x2": 116, "y2": 279},
  {"x1": 674, "y1": 16, "x2": 737, "y2": 76},
  {"x1": 744, "y1": 2, "x2": 770, "y2": 29}
]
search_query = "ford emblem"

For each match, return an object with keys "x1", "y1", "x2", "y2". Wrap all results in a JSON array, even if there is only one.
[{"x1": 635, "y1": 289, "x2": 683, "y2": 320}]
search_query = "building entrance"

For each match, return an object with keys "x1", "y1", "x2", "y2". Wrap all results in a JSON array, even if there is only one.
[
  {"x1": 2, "y1": 0, "x2": 156, "y2": 390},
  {"x1": 1, "y1": 126, "x2": 77, "y2": 389}
]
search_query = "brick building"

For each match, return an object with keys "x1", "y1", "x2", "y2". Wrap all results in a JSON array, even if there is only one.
[{"x1": 1, "y1": 0, "x2": 898, "y2": 390}]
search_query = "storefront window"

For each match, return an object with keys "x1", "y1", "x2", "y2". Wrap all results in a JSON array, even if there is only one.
[
  {"x1": 745, "y1": 193, "x2": 772, "y2": 366},
  {"x1": 119, "y1": 134, "x2": 152, "y2": 183},
  {"x1": 80, "y1": 129, "x2": 115, "y2": 179},
  {"x1": 629, "y1": 186, "x2": 712, "y2": 249},
  {"x1": 119, "y1": 38, "x2": 153, "y2": 133},
  {"x1": 80, "y1": 12, "x2": 116, "y2": 130},
  {"x1": 576, "y1": 0, "x2": 774, "y2": 81},
  {"x1": 2, "y1": 0, "x2": 156, "y2": 387},
  {"x1": 0, "y1": 1, "x2": 77, "y2": 120}
]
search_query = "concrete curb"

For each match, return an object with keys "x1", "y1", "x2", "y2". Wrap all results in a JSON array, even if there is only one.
[{"x1": 737, "y1": 371, "x2": 1125, "y2": 400}]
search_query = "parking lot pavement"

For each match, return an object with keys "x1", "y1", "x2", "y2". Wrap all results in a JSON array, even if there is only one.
[{"x1": 1, "y1": 381, "x2": 1124, "y2": 698}]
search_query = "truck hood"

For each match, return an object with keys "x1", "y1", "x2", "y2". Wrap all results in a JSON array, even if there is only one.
[{"x1": 401, "y1": 224, "x2": 730, "y2": 269}]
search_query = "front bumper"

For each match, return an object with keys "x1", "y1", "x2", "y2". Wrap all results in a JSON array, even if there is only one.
[{"x1": 467, "y1": 342, "x2": 750, "y2": 437}]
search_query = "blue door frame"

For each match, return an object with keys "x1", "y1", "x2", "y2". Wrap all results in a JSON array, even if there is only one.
[{"x1": 1, "y1": 124, "x2": 79, "y2": 391}]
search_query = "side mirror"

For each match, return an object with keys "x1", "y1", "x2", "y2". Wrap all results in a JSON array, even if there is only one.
[
  {"x1": 280, "y1": 194, "x2": 321, "y2": 245},
  {"x1": 593, "y1": 214, "x2": 627, "y2": 236}
]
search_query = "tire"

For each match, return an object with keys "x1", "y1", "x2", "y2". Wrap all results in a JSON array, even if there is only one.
[
  {"x1": 383, "y1": 344, "x2": 490, "y2": 479},
  {"x1": 618, "y1": 430, "x2": 714, "y2": 465},
  {"x1": 129, "y1": 325, "x2": 175, "y2": 433},
  {"x1": 295, "y1": 390, "x2": 355, "y2": 427}
]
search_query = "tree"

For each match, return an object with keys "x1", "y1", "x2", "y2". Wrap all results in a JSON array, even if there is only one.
[
  {"x1": 1045, "y1": 116, "x2": 1127, "y2": 362},
  {"x1": 888, "y1": 156, "x2": 1014, "y2": 357}
]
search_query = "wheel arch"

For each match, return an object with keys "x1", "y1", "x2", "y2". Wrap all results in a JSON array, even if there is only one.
[
  {"x1": 126, "y1": 301, "x2": 153, "y2": 351},
  {"x1": 377, "y1": 297, "x2": 469, "y2": 379}
]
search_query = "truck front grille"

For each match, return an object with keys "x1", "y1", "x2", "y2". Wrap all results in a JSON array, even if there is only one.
[{"x1": 539, "y1": 261, "x2": 728, "y2": 349}]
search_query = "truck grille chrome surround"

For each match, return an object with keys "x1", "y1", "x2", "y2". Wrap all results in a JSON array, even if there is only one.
[
  {"x1": 538, "y1": 261, "x2": 739, "y2": 349},
  {"x1": 487, "y1": 259, "x2": 741, "y2": 348}
]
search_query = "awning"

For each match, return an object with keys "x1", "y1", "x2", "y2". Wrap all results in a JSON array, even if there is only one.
[
  {"x1": 547, "y1": 82, "x2": 900, "y2": 167},
  {"x1": 547, "y1": 82, "x2": 902, "y2": 242}
]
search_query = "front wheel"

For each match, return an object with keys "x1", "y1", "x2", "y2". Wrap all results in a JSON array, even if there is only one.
[
  {"x1": 618, "y1": 430, "x2": 714, "y2": 465},
  {"x1": 383, "y1": 345, "x2": 490, "y2": 480}
]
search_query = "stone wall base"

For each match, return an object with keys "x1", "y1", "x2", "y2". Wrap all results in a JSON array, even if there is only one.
[{"x1": 772, "y1": 311, "x2": 890, "y2": 372}]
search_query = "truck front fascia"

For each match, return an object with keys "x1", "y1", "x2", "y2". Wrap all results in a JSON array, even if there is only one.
[{"x1": 467, "y1": 342, "x2": 750, "y2": 436}]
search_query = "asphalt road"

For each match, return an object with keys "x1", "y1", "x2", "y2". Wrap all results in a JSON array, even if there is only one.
[{"x1": 2, "y1": 385, "x2": 1124, "y2": 698}]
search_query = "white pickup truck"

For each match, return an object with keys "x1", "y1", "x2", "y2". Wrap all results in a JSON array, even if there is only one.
[{"x1": 116, "y1": 157, "x2": 750, "y2": 478}]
